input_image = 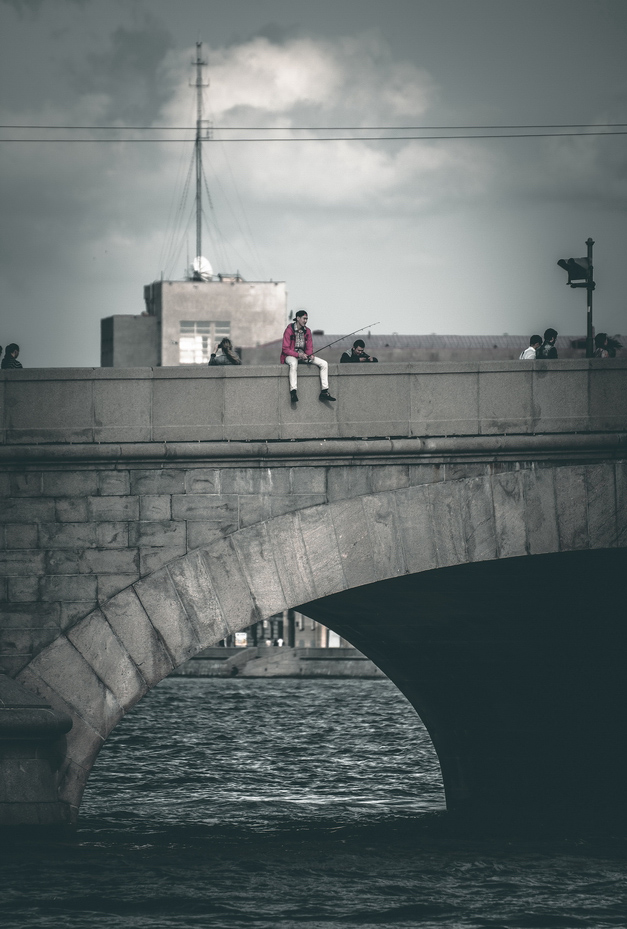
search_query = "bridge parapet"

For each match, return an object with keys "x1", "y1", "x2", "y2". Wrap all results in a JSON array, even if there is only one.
[{"x1": 1, "y1": 360, "x2": 626, "y2": 445}]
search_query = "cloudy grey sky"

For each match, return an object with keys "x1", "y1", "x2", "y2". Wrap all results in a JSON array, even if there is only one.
[{"x1": 1, "y1": 0, "x2": 626, "y2": 366}]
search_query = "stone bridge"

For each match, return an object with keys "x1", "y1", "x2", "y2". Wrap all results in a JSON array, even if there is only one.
[{"x1": 1, "y1": 361, "x2": 626, "y2": 829}]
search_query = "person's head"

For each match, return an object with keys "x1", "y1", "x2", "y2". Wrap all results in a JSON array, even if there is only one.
[
  {"x1": 218, "y1": 338, "x2": 232, "y2": 351},
  {"x1": 543, "y1": 328, "x2": 558, "y2": 344},
  {"x1": 594, "y1": 332, "x2": 608, "y2": 349},
  {"x1": 5, "y1": 343, "x2": 19, "y2": 358},
  {"x1": 530, "y1": 334, "x2": 542, "y2": 349},
  {"x1": 352, "y1": 339, "x2": 366, "y2": 355},
  {"x1": 294, "y1": 310, "x2": 308, "y2": 328}
]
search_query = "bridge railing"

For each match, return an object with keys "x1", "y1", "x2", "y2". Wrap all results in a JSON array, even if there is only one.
[{"x1": 1, "y1": 361, "x2": 626, "y2": 444}]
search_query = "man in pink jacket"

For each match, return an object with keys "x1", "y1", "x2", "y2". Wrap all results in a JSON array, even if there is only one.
[{"x1": 280, "y1": 310, "x2": 336, "y2": 403}]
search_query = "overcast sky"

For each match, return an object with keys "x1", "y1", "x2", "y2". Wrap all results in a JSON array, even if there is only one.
[{"x1": 1, "y1": 0, "x2": 626, "y2": 366}]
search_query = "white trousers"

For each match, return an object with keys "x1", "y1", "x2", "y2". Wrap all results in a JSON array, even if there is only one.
[{"x1": 285, "y1": 355, "x2": 328, "y2": 391}]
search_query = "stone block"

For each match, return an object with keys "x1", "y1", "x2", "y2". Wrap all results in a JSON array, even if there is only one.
[
  {"x1": 88, "y1": 496, "x2": 139, "y2": 521},
  {"x1": 42, "y1": 471, "x2": 98, "y2": 497},
  {"x1": 1, "y1": 498, "x2": 56, "y2": 522},
  {"x1": 79, "y1": 549, "x2": 140, "y2": 575},
  {"x1": 139, "y1": 546, "x2": 187, "y2": 576},
  {"x1": 238, "y1": 495, "x2": 272, "y2": 527},
  {"x1": 98, "y1": 471, "x2": 131, "y2": 496},
  {"x1": 492, "y1": 471, "x2": 527, "y2": 558},
  {"x1": 5, "y1": 524, "x2": 38, "y2": 549},
  {"x1": 588, "y1": 364, "x2": 627, "y2": 431},
  {"x1": 100, "y1": 586, "x2": 173, "y2": 686},
  {"x1": 184, "y1": 469, "x2": 220, "y2": 494},
  {"x1": 0, "y1": 550, "x2": 46, "y2": 576},
  {"x1": 171, "y1": 494, "x2": 239, "y2": 523},
  {"x1": 585, "y1": 463, "x2": 617, "y2": 549},
  {"x1": 555, "y1": 466, "x2": 589, "y2": 550},
  {"x1": 134, "y1": 568, "x2": 200, "y2": 665},
  {"x1": 223, "y1": 374, "x2": 281, "y2": 440},
  {"x1": 24, "y1": 636, "x2": 123, "y2": 737},
  {"x1": 9, "y1": 472, "x2": 42, "y2": 496},
  {"x1": 93, "y1": 378, "x2": 152, "y2": 442},
  {"x1": 44, "y1": 551, "x2": 81, "y2": 575},
  {"x1": 326, "y1": 466, "x2": 372, "y2": 503},
  {"x1": 167, "y1": 551, "x2": 228, "y2": 645},
  {"x1": 336, "y1": 369, "x2": 410, "y2": 438},
  {"x1": 139, "y1": 495, "x2": 172, "y2": 520},
  {"x1": 59, "y1": 601, "x2": 97, "y2": 628},
  {"x1": 461, "y1": 476, "x2": 497, "y2": 564},
  {"x1": 232, "y1": 523, "x2": 288, "y2": 619},
  {"x1": 39, "y1": 523, "x2": 96, "y2": 549},
  {"x1": 40, "y1": 575, "x2": 98, "y2": 602},
  {"x1": 428, "y1": 481, "x2": 468, "y2": 567},
  {"x1": 8, "y1": 576, "x2": 40, "y2": 602},
  {"x1": 478, "y1": 370, "x2": 533, "y2": 434},
  {"x1": 96, "y1": 522, "x2": 129, "y2": 548},
  {"x1": 55, "y1": 498, "x2": 88, "y2": 522},
  {"x1": 531, "y1": 367, "x2": 589, "y2": 432},
  {"x1": 411, "y1": 370, "x2": 480, "y2": 436},
  {"x1": 329, "y1": 497, "x2": 377, "y2": 588},
  {"x1": 265, "y1": 512, "x2": 317, "y2": 609},
  {"x1": 67, "y1": 610, "x2": 147, "y2": 710},
  {"x1": 298, "y1": 505, "x2": 347, "y2": 599},
  {"x1": 523, "y1": 468, "x2": 559, "y2": 556},
  {"x1": 270, "y1": 494, "x2": 326, "y2": 518},
  {"x1": 361, "y1": 492, "x2": 407, "y2": 579},
  {"x1": 186, "y1": 523, "x2": 230, "y2": 550},
  {"x1": 201, "y1": 535, "x2": 259, "y2": 632},
  {"x1": 4, "y1": 380, "x2": 93, "y2": 444},
  {"x1": 153, "y1": 378, "x2": 224, "y2": 441},
  {"x1": 130, "y1": 470, "x2": 186, "y2": 495},
  {"x1": 220, "y1": 468, "x2": 289, "y2": 496},
  {"x1": 97, "y1": 574, "x2": 140, "y2": 602},
  {"x1": 394, "y1": 484, "x2": 438, "y2": 575},
  {"x1": 128, "y1": 520, "x2": 186, "y2": 548},
  {"x1": 289, "y1": 467, "x2": 326, "y2": 495},
  {"x1": 369, "y1": 465, "x2": 409, "y2": 493},
  {"x1": 616, "y1": 461, "x2": 627, "y2": 548}
]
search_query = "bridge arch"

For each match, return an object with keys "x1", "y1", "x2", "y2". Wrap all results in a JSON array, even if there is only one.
[{"x1": 16, "y1": 462, "x2": 626, "y2": 824}]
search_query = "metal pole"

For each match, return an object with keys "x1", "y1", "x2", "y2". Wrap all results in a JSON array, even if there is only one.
[
  {"x1": 195, "y1": 42, "x2": 203, "y2": 266},
  {"x1": 586, "y1": 237, "x2": 594, "y2": 358}
]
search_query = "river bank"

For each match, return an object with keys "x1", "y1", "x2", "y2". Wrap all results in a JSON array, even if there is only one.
[{"x1": 172, "y1": 645, "x2": 385, "y2": 678}]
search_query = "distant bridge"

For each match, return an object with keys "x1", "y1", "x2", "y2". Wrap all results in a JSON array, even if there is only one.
[{"x1": 1, "y1": 361, "x2": 626, "y2": 829}]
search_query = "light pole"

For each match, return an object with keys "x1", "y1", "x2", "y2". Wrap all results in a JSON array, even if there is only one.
[{"x1": 557, "y1": 238, "x2": 596, "y2": 358}]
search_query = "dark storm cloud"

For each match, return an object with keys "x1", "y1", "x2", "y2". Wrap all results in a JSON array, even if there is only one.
[{"x1": 67, "y1": 13, "x2": 175, "y2": 121}]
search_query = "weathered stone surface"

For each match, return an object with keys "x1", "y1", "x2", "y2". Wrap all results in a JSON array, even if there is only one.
[
  {"x1": 361, "y1": 492, "x2": 407, "y2": 579},
  {"x1": 523, "y1": 467, "x2": 559, "y2": 555},
  {"x1": 96, "y1": 522, "x2": 129, "y2": 549},
  {"x1": 184, "y1": 469, "x2": 220, "y2": 494},
  {"x1": 462, "y1": 477, "x2": 497, "y2": 563},
  {"x1": 585, "y1": 463, "x2": 617, "y2": 549},
  {"x1": 40, "y1": 575, "x2": 98, "y2": 602},
  {"x1": 429, "y1": 481, "x2": 468, "y2": 567},
  {"x1": 100, "y1": 587, "x2": 173, "y2": 686},
  {"x1": 327, "y1": 466, "x2": 372, "y2": 503},
  {"x1": 0, "y1": 550, "x2": 46, "y2": 575},
  {"x1": 8, "y1": 576, "x2": 40, "y2": 602},
  {"x1": 232, "y1": 523, "x2": 288, "y2": 619},
  {"x1": 39, "y1": 523, "x2": 96, "y2": 549},
  {"x1": 68, "y1": 610, "x2": 147, "y2": 710},
  {"x1": 369, "y1": 466, "x2": 410, "y2": 494},
  {"x1": 139, "y1": 495, "x2": 172, "y2": 520},
  {"x1": 202, "y1": 536, "x2": 259, "y2": 632},
  {"x1": 55, "y1": 497, "x2": 88, "y2": 522},
  {"x1": 134, "y1": 568, "x2": 199, "y2": 665},
  {"x1": 616, "y1": 461, "x2": 627, "y2": 548},
  {"x1": 329, "y1": 497, "x2": 377, "y2": 589},
  {"x1": 89, "y1": 495, "x2": 140, "y2": 521},
  {"x1": 171, "y1": 494, "x2": 239, "y2": 523},
  {"x1": 130, "y1": 469, "x2": 186, "y2": 495},
  {"x1": 265, "y1": 513, "x2": 317, "y2": 608},
  {"x1": 298, "y1": 506, "x2": 347, "y2": 599},
  {"x1": 395, "y1": 484, "x2": 438, "y2": 575},
  {"x1": 98, "y1": 470, "x2": 130, "y2": 496},
  {"x1": 42, "y1": 472, "x2": 98, "y2": 497},
  {"x1": 555, "y1": 466, "x2": 589, "y2": 550},
  {"x1": 167, "y1": 551, "x2": 228, "y2": 645},
  {"x1": 4, "y1": 524, "x2": 39, "y2": 549},
  {"x1": 492, "y1": 471, "x2": 527, "y2": 558},
  {"x1": 9, "y1": 472, "x2": 42, "y2": 496},
  {"x1": 21, "y1": 636, "x2": 123, "y2": 737},
  {"x1": 128, "y1": 520, "x2": 186, "y2": 548},
  {"x1": 2, "y1": 498, "x2": 56, "y2": 522},
  {"x1": 97, "y1": 574, "x2": 140, "y2": 602}
]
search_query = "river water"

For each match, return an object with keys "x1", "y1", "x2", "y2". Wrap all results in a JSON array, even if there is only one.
[{"x1": 4, "y1": 677, "x2": 627, "y2": 928}]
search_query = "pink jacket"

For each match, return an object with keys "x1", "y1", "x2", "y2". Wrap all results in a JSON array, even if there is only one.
[{"x1": 280, "y1": 323, "x2": 314, "y2": 363}]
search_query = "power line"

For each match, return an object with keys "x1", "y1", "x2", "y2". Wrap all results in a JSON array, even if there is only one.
[
  {"x1": 2, "y1": 122, "x2": 627, "y2": 130},
  {"x1": 2, "y1": 130, "x2": 627, "y2": 142}
]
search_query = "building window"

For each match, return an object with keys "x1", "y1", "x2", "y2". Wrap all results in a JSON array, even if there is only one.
[{"x1": 179, "y1": 320, "x2": 230, "y2": 364}]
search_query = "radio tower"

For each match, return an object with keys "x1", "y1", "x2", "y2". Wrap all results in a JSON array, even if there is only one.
[{"x1": 191, "y1": 41, "x2": 211, "y2": 279}]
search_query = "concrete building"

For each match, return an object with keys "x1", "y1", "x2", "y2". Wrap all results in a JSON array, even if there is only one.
[{"x1": 101, "y1": 276, "x2": 287, "y2": 367}]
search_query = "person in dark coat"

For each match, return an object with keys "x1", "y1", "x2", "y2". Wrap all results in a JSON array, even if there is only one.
[
  {"x1": 536, "y1": 329, "x2": 558, "y2": 359},
  {"x1": 1, "y1": 344, "x2": 22, "y2": 368},
  {"x1": 209, "y1": 338, "x2": 241, "y2": 365},
  {"x1": 340, "y1": 339, "x2": 378, "y2": 363}
]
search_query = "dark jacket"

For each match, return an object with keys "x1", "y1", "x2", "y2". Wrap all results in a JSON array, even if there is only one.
[
  {"x1": 535, "y1": 342, "x2": 558, "y2": 359},
  {"x1": 340, "y1": 350, "x2": 378, "y2": 363},
  {"x1": 1, "y1": 356, "x2": 22, "y2": 369}
]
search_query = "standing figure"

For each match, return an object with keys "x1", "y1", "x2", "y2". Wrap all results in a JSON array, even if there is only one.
[
  {"x1": 593, "y1": 333, "x2": 609, "y2": 358},
  {"x1": 519, "y1": 335, "x2": 542, "y2": 360},
  {"x1": 536, "y1": 329, "x2": 558, "y2": 359},
  {"x1": 280, "y1": 310, "x2": 336, "y2": 403}
]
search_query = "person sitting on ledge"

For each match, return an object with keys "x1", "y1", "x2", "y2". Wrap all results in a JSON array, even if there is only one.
[
  {"x1": 209, "y1": 338, "x2": 241, "y2": 365},
  {"x1": 340, "y1": 339, "x2": 378, "y2": 363},
  {"x1": 280, "y1": 310, "x2": 336, "y2": 404}
]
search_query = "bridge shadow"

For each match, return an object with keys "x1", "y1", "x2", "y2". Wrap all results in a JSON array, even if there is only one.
[{"x1": 298, "y1": 548, "x2": 627, "y2": 832}]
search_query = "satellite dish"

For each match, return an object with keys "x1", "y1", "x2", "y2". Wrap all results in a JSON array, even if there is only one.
[{"x1": 191, "y1": 256, "x2": 213, "y2": 281}]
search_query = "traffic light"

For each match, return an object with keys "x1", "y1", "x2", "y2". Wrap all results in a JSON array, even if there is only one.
[{"x1": 557, "y1": 257, "x2": 595, "y2": 289}]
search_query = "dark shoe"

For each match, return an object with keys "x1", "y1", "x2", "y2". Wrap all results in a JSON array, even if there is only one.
[
  {"x1": 290, "y1": 389, "x2": 299, "y2": 402},
  {"x1": 319, "y1": 389, "x2": 336, "y2": 401}
]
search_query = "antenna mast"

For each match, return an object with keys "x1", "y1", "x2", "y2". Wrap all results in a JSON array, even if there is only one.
[{"x1": 191, "y1": 42, "x2": 210, "y2": 276}]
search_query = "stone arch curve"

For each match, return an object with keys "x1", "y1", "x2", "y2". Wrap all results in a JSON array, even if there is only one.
[{"x1": 16, "y1": 463, "x2": 623, "y2": 820}]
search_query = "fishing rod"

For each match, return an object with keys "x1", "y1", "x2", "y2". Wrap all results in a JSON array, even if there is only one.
[{"x1": 313, "y1": 322, "x2": 381, "y2": 355}]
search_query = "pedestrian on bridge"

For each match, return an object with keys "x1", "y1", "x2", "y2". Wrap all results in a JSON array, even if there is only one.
[
  {"x1": 280, "y1": 310, "x2": 336, "y2": 403},
  {"x1": 1, "y1": 344, "x2": 22, "y2": 368},
  {"x1": 519, "y1": 335, "x2": 542, "y2": 360},
  {"x1": 536, "y1": 329, "x2": 558, "y2": 359}
]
